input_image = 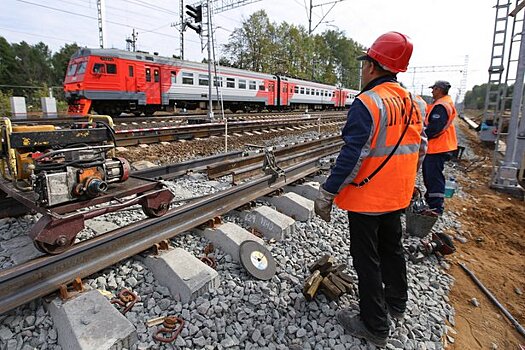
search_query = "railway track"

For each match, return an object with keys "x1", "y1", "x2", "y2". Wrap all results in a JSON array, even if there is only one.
[
  {"x1": 14, "y1": 111, "x2": 343, "y2": 126},
  {"x1": 0, "y1": 135, "x2": 342, "y2": 314},
  {"x1": 11, "y1": 111, "x2": 346, "y2": 146},
  {"x1": 114, "y1": 114, "x2": 345, "y2": 146}
]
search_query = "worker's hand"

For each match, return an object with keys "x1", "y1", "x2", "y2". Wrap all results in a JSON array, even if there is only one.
[{"x1": 314, "y1": 185, "x2": 336, "y2": 222}]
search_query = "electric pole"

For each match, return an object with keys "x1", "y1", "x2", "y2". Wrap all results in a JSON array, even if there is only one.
[
  {"x1": 126, "y1": 29, "x2": 138, "y2": 52},
  {"x1": 307, "y1": 0, "x2": 345, "y2": 35},
  {"x1": 180, "y1": 0, "x2": 185, "y2": 59},
  {"x1": 97, "y1": 0, "x2": 106, "y2": 48}
]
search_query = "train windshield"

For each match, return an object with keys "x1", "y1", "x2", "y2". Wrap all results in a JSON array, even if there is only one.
[
  {"x1": 66, "y1": 64, "x2": 78, "y2": 76},
  {"x1": 77, "y1": 62, "x2": 87, "y2": 75}
]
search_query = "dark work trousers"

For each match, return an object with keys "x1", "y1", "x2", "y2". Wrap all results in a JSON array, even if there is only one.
[
  {"x1": 348, "y1": 210, "x2": 407, "y2": 337},
  {"x1": 422, "y1": 152, "x2": 450, "y2": 214}
]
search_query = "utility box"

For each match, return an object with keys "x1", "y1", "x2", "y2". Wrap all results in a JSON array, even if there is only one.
[
  {"x1": 9, "y1": 96, "x2": 27, "y2": 119},
  {"x1": 41, "y1": 97, "x2": 58, "y2": 117}
]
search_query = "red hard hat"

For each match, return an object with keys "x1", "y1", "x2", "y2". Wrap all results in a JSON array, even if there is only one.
[{"x1": 365, "y1": 32, "x2": 413, "y2": 73}]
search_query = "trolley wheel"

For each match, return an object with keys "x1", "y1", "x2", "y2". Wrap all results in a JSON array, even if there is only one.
[
  {"x1": 142, "y1": 202, "x2": 169, "y2": 218},
  {"x1": 34, "y1": 237, "x2": 73, "y2": 255}
]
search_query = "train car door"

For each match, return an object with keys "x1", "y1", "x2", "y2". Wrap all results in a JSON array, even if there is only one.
[
  {"x1": 125, "y1": 64, "x2": 136, "y2": 92},
  {"x1": 332, "y1": 89, "x2": 340, "y2": 108},
  {"x1": 280, "y1": 81, "x2": 289, "y2": 106},
  {"x1": 144, "y1": 65, "x2": 161, "y2": 105},
  {"x1": 267, "y1": 81, "x2": 276, "y2": 106}
]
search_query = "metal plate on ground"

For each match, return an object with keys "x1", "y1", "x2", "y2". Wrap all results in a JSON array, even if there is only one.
[{"x1": 239, "y1": 240, "x2": 276, "y2": 280}]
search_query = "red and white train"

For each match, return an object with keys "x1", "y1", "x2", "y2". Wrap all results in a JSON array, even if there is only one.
[{"x1": 64, "y1": 48, "x2": 359, "y2": 116}]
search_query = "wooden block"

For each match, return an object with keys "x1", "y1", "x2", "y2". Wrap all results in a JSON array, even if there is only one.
[
  {"x1": 309, "y1": 254, "x2": 334, "y2": 273},
  {"x1": 303, "y1": 270, "x2": 323, "y2": 301},
  {"x1": 321, "y1": 274, "x2": 342, "y2": 300},
  {"x1": 330, "y1": 273, "x2": 353, "y2": 294},
  {"x1": 336, "y1": 271, "x2": 354, "y2": 284},
  {"x1": 324, "y1": 263, "x2": 347, "y2": 276}
]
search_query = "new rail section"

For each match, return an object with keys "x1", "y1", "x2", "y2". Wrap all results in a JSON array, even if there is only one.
[{"x1": 0, "y1": 136, "x2": 342, "y2": 314}]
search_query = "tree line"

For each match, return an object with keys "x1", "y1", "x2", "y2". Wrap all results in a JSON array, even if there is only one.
[
  {"x1": 0, "y1": 37, "x2": 80, "y2": 114},
  {"x1": 221, "y1": 10, "x2": 364, "y2": 89},
  {"x1": 0, "y1": 9, "x2": 500, "y2": 116}
]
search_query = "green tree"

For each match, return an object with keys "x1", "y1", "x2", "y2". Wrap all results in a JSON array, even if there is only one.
[
  {"x1": 51, "y1": 43, "x2": 80, "y2": 86},
  {"x1": 221, "y1": 10, "x2": 364, "y2": 89},
  {"x1": 0, "y1": 37, "x2": 17, "y2": 87}
]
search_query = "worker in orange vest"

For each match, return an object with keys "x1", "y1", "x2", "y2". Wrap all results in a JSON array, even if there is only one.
[
  {"x1": 314, "y1": 32, "x2": 427, "y2": 347},
  {"x1": 423, "y1": 80, "x2": 458, "y2": 214}
]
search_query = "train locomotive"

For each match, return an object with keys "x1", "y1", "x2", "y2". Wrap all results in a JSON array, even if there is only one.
[
  {"x1": 64, "y1": 48, "x2": 359, "y2": 116},
  {"x1": 0, "y1": 116, "x2": 174, "y2": 254}
]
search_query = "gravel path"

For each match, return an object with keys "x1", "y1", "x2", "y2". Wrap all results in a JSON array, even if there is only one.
[{"x1": 0, "y1": 127, "x2": 469, "y2": 350}]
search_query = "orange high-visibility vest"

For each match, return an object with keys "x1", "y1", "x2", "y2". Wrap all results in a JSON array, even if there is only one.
[
  {"x1": 334, "y1": 82, "x2": 425, "y2": 213},
  {"x1": 425, "y1": 95, "x2": 458, "y2": 154}
]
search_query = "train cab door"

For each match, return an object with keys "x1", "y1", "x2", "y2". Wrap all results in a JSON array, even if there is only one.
[
  {"x1": 267, "y1": 81, "x2": 276, "y2": 106},
  {"x1": 125, "y1": 64, "x2": 136, "y2": 92},
  {"x1": 280, "y1": 81, "x2": 289, "y2": 107},
  {"x1": 144, "y1": 65, "x2": 161, "y2": 105}
]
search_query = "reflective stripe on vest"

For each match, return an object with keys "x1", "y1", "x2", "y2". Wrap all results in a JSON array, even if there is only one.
[
  {"x1": 334, "y1": 82, "x2": 424, "y2": 213},
  {"x1": 426, "y1": 95, "x2": 458, "y2": 154}
]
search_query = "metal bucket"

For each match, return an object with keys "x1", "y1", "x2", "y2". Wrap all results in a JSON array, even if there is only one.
[
  {"x1": 405, "y1": 210, "x2": 438, "y2": 238},
  {"x1": 405, "y1": 188, "x2": 438, "y2": 238}
]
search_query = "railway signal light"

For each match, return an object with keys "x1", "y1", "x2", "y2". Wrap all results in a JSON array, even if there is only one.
[
  {"x1": 186, "y1": 4, "x2": 202, "y2": 23},
  {"x1": 185, "y1": 4, "x2": 202, "y2": 34}
]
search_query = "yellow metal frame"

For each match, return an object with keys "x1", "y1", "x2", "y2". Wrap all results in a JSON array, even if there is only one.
[{"x1": 0, "y1": 117, "x2": 17, "y2": 180}]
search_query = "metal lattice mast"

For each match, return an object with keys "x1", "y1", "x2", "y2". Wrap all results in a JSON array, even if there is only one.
[
  {"x1": 480, "y1": 0, "x2": 512, "y2": 142},
  {"x1": 97, "y1": 0, "x2": 106, "y2": 48},
  {"x1": 491, "y1": 1, "x2": 525, "y2": 194}
]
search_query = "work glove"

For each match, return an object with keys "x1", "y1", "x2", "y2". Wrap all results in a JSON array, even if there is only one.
[{"x1": 314, "y1": 185, "x2": 336, "y2": 222}]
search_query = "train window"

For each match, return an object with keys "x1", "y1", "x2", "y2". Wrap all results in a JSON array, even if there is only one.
[
  {"x1": 238, "y1": 79, "x2": 246, "y2": 89},
  {"x1": 146, "y1": 68, "x2": 151, "y2": 82},
  {"x1": 182, "y1": 72, "x2": 194, "y2": 85},
  {"x1": 249, "y1": 81, "x2": 256, "y2": 90},
  {"x1": 154, "y1": 69, "x2": 159, "y2": 82},
  {"x1": 170, "y1": 71, "x2": 177, "y2": 84},
  {"x1": 282, "y1": 86, "x2": 286, "y2": 93},
  {"x1": 324, "y1": 91, "x2": 328, "y2": 96},
  {"x1": 107, "y1": 64, "x2": 117, "y2": 74},
  {"x1": 305, "y1": 88, "x2": 310, "y2": 95},
  {"x1": 294, "y1": 86, "x2": 299, "y2": 93},
  {"x1": 259, "y1": 84, "x2": 265, "y2": 91},
  {"x1": 300, "y1": 87, "x2": 304, "y2": 94},
  {"x1": 214, "y1": 76, "x2": 223, "y2": 87},
  {"x1": 67, "y1": 64, "x2": 78, "y2": 76},
  {"x1": 226, "y1": 78, "x2": 235, "y2": 88},
  {"x1": 128, "y1": 65, "x2": 134, "y2": 77},
  {"x1": 77, "y1": 62, "x2": 87, "y2": 75},
  {"x1": 93, "y1": 63, "x2": 105, "y2": 74},
  {"x1": 316, "y1": 90, "x2": 320, "y2": 96},
  {"x1": 199, "y1": 74, "x2": 209, "y2": 86}
]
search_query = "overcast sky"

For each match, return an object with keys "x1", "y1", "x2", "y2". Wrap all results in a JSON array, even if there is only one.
[{"x1": 0, "y1": 0, "x2": 507, "y2": 100}]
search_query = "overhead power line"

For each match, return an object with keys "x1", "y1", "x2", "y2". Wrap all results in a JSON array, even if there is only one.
[{"x1": 15, "y1": 0, "x2": 179, "y2": 40}]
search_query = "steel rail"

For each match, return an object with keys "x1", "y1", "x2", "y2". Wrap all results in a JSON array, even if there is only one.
[
  {"x1": 113, "y1": 116, "x2": 344, "y2": 146},
  {"x1": 133, "y1": 150, "x2": 245, "y2": 180},
  {"x1": 13, "y1": 111, "x2": 342, "y2": 125},
  {"x1": 232, "y1": 142, "x2": 342, "y2": 184},
  {"x1": 0, "y1": 154, "x2": 335, "y2": 314},
  {"x1": 207, "y1": 135, "x2": 341, "y2": 179}
]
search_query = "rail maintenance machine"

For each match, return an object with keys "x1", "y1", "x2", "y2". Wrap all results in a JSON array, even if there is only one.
[{"x1": 0, "y1": 116, "x2": 174, "y2": 254}]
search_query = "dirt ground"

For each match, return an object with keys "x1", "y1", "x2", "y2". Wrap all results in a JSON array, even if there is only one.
[{"x1": 446, "y1": 113, "x2": 524, "y2": 349}]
